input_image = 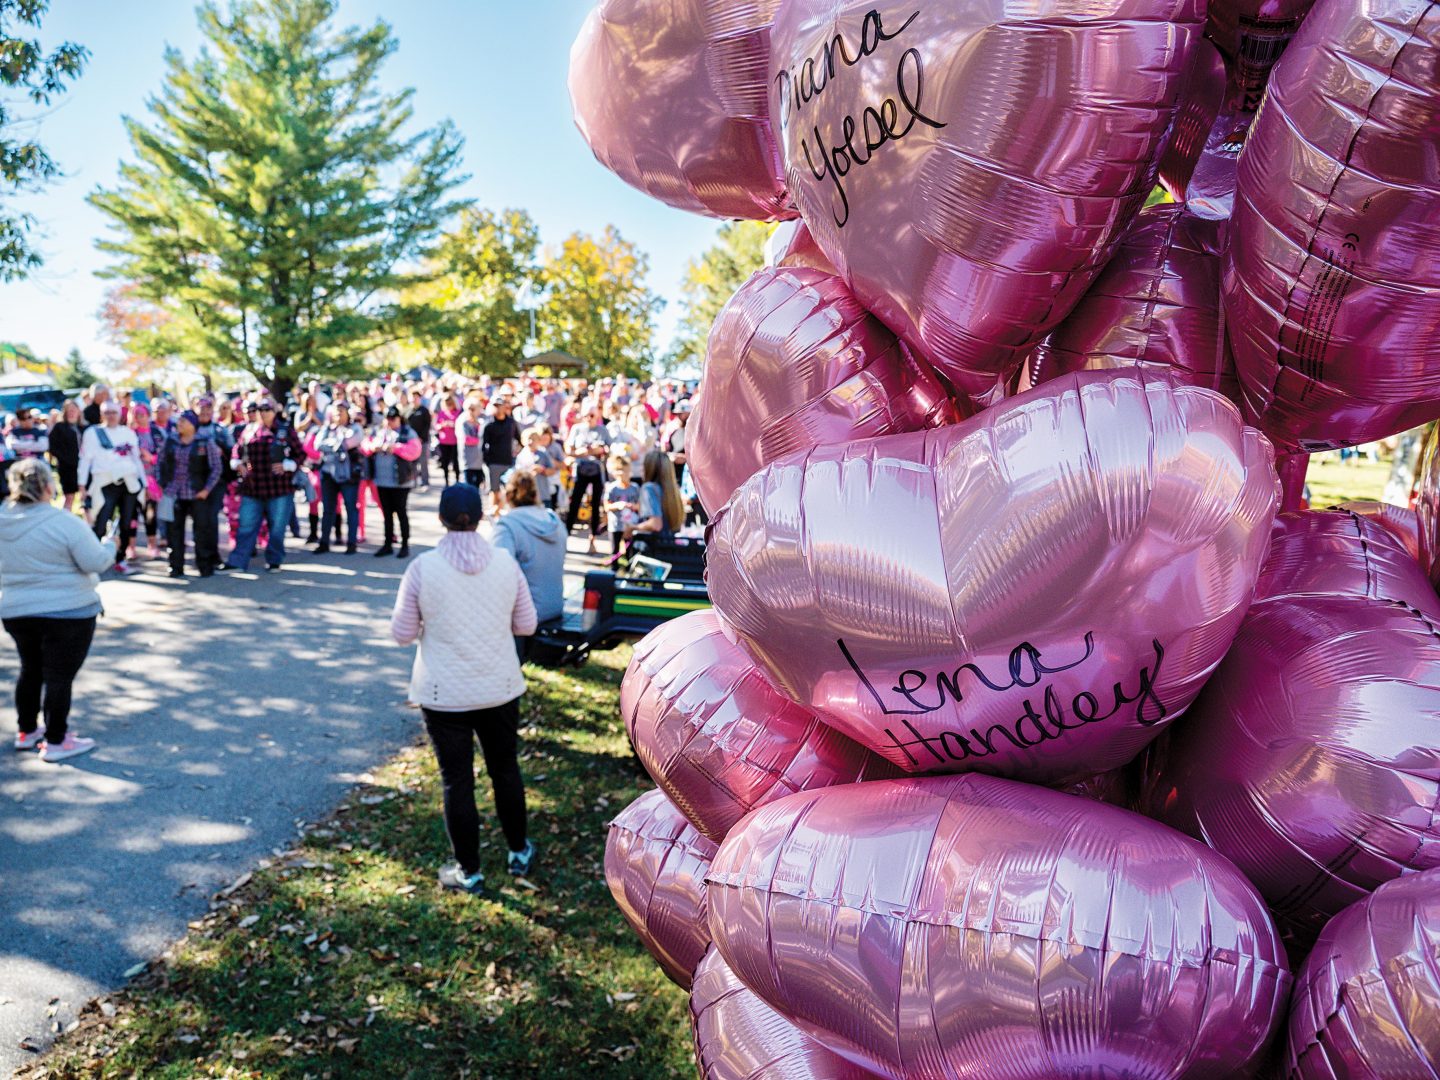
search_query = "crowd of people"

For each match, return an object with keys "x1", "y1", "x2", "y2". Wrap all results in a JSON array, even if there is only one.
[
  {"x1": 0, "y1": 367, "x2": 695, "y2": 876},
  {"x1": 4, "y1": 370, "x2": 698, "y2": 580}
]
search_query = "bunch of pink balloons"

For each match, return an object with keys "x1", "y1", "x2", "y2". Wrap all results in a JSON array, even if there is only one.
[{"x1": 569, "y1": 0, "x2": 1440, "y2": 1071}]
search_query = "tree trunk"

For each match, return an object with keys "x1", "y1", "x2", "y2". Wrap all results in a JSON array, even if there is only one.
[{"x1": 269, "y1": 364, "x2": 295, "y2": 403}]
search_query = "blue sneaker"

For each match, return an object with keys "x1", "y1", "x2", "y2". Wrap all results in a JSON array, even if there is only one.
[
  {"x1": 507, "y1": 840, "x2": 535, "y2": 877},
  {"x1": 437, "y1": 863, "x2": 484, "y2": 894}
]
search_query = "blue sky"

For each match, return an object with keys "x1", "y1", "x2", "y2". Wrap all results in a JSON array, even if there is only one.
[{"x1": 0, "y1": 0, "x2": 725, "y2": 370}]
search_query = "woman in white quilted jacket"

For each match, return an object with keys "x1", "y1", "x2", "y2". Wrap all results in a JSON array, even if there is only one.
[{"x1": 389, "y1": 483, "x2": 538, "y2": 894}]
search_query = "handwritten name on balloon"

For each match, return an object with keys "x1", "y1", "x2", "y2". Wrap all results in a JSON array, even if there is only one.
[
  {"x1": 774, "y1": 8, "x2": 945, "y2": 228},
  {"x1": 836, "y1": 635, "x2": 1169, "y2": 767}
]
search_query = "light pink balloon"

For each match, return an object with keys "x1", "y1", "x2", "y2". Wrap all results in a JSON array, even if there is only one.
[
  {"x1": 688, "y1": 265, "x2": 957, "y2": 514},
  {"x1": 1030, "y1": 204, "x2": 1238, "y2": 402},
  {"x1": 764, "y1": 219, "x2": 837, "y2": 276},
  {"x1": 707, "y1": 774, "x2": 1290, "y2": 1079},
  {"x1": 1157, "y1": 40, "x2": 1228, "y2": 204},
  {"x1": 568, "y1": 0, "x2": 794, "y2": 220},
  {"x1": 604, "y1": 788, "x2": 717, "y2": 988},
  {"x1": 1224, "y1": 0, "x2": 1440, "y2": 451},
  {"x1": 1285, "y1": 869, "x2": 1440, "y2": 1079},
  {"x1": 690, "y1": 947, "x2": 880, "y2": 1080},
  {"x1": 1142, "y1": 510, "x2": 1440, "y2": 941},
  {"x1": 769, "y1": 0, "x2": 1205, "y2": 404},
  {"x1": 622, "y1": 609, "x2": 899, "y2": 844},
  {"x1": 707, "y1": 370, "x2": 1278, "y2": 786}
]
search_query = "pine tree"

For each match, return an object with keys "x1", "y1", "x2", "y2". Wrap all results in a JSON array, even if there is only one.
[{"x1": 89, "y1": 0, "x2": 467, "y2": 397}]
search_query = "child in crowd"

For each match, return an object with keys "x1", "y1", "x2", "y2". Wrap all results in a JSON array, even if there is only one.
[{"x1": 602, "y1": 452, "x2": 639, "y2": 557}]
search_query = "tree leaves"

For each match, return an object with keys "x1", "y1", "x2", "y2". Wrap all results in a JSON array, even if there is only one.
[{"x1": 88, "y1": 0, "x2": 467, "y2": 394}]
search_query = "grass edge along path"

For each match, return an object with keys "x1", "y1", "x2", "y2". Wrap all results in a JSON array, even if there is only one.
[{"x1": 19, "y1": 646, "x2": 694, "y2": 1080}]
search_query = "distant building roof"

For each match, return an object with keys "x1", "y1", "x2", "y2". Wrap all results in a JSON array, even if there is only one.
[{"x1": 523, "y1": 350, "x2": 587, "y2": 372}]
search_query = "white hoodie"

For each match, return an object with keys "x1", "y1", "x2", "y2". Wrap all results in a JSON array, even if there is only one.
[{"x1": 78, "y1": 423, "x2": 143, "y2": 497}]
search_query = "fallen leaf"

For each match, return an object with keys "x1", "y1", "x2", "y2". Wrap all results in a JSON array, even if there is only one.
[
  {"x1": 122, "y1": 963, "x2": 147, "y2": 979},
  {"x1": 237, "y1": 915, "x2": 260, "y2": 930},
  {"x1": 611, "y1": 992, "x2": 637, "y2": 1003},
  {"x1": 395, "y1": 885, "x2": 416, "y2": 896}
]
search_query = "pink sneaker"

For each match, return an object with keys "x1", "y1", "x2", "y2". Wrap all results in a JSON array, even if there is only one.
[
  {"x1": 40, "y1": 735, "x2": 96, "y2": 762},
  {"x1": 14, "y1": 728, "x2": 44, "y2": 751},
  {"x1": 114, "y1": 561, "x2": 134, "y2": 576}
]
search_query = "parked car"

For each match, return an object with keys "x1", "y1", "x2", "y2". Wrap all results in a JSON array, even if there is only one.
[
  {"x1": 0, "y1": 372, "x2": 65, "y2": 418},
  {"x1": 529, "y1": 536, "x2": 710, "y2": 668}
]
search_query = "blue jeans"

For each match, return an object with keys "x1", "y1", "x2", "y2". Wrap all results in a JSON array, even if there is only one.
[
  {"x1": 320, "y1": 474, "x2": 359, "y2": 549},
  {"x1": 227, "y1": 494, "x2": 293, "y2": 569}
]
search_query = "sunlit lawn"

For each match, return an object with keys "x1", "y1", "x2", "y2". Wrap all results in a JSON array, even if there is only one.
[
  {"x1": 1303, "y1": 452, "x2": 1393, "y2": 508},
  {"x1": 24, "y1": 645, "x2": 694, "y2": 1080}
]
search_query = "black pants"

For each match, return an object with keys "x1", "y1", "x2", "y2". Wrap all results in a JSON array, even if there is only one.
[
  {"x1": 422, "y1": 699, "x2": 527, "y2": 873},
  {"x1": 4, "y1": 616, "x2": 97, "y2": 744},
  {"x1": 438, "y1": 443, "x2": 459, "y2": 485},
  {"x1": 565, "y1": 470, "x2": 604, "y2": 537},
  {"x1": 376, "y1": 486, "x2": 410, "y2": 545},
  {"x1": 464, "y1": 468, "x2": 484, "y2": 489},
  {"x1": 170, "y1": 497, "x2": 219, "y2": 574},
  {"x1": 93, "y1": 482, "x2": 137, "y2": 554},
  {"x1": 199, "y1": 484, "x2": 226, "y2": 568}
]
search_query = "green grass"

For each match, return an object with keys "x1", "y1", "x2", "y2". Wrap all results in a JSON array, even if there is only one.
[
  {"x1": 1303, "y1": 452, "x2": 1392, "y2": 508},
  {"x1": 23, "y1": 646, "x2": 695, "y2": 1080}
]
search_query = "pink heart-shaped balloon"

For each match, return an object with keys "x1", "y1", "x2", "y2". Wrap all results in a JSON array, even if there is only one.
[
  {"x1": 1141, "y1": 511, "x2": 1440, "y2": 940},
  {"x1": 707, "y1": 370, "x2": 1278, "y2": 785},
  {"x1": 690, "y1": 947, "x2": 879, "y2": 1080},
  {"x1": 770, "y1": 0, "x2": 1204, "y2": 402},
  {"x1": 707, "y1": 774, "x2": 1290, "y2": 1079},
  {"x1": 1333, "y1": 500, "x2": 1421, "y2": 563},
  {"x1": 1224, "y1": 0, "x2": 1440, "y2": 450},
  {"x1": 1285, "y1": 870, "x2": 1440, "y2": 1080},
  {"x1": 1029, "y1": 204, "x2": 1238, "y2": 401},
  {"x1": 569, "y1": 0, "x2": 795, "y2": 220},
  {"x1": 605, "y1": 788, "x2": 717, "y2": 988},
  {"x1": 622, "y1": 609, "x2": 899, "y2": 843},
  {"x1": 688, "y1": 265, "x2": 957, "y2": 513}
]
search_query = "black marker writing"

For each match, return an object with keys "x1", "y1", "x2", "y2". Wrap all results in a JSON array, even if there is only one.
[
  {"x1": 836, "y1": 636, "x2": 1168, "y2": 768},
  {"x1": 774, "y1": 8, "x2": 919, "y2": 129},
  {"x1": 800, "y1": 46, "x2": 945, "y2": 228}
]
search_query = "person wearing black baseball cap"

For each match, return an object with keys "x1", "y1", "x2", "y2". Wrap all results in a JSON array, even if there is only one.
[{"x1": 390, "y1": 483, "x2": 538, "y2": 894}]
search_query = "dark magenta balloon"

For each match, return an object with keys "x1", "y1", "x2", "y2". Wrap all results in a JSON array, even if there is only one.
[
  {"x1": 568, "y1": 0, "x2": 794, "y2": 220},
  {"x1": 769, "y1": 0, "x2": 1205, "y2": 404},
  {"x1": 1224, "y1": 0, "x2": 1440, "y2": 451},
  {"x1": 707, "y1": 774, "x2": 1291, "y2": 1079},
  {"x1": 1285, "y1": 869, "x2": 1440, "y2": 1079},
  {"x1": 688, "y1": 265, "x2": 957, "y2": 514},
  {"x1": 621, "y1": 609, "x2": 898, "y2": 844},
  {"x1": 1143, "y1": 510, "x2": 1440, "y2": 940}
]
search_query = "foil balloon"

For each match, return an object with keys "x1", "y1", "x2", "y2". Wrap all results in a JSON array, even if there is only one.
[
  {"x1": 688, "y1": 265, "x2": 957, "y2": 514},
  {"x1": 1029, "y1": 204, "x2": 1238, "y2": 401},
  {"x1": 622, "y1": 609, "x2": 898, "y2": 844},
  {"x1": 1284, "y1": 869, "x2": 1440, "y2": 1079},
  {"x1": 1224, "y1": 0, "x2": 1440, "y2": 451},
  {"x1": 707, "y1": 774, "x2": 1290, "y2": 1079},
  {"x1": 1334, "y1": 499, "x2": 1421, "y2": 562},
  {"x1": 769, "y1": 0, "x2": 1205, "y2": 404},
  {"x1": 764, "y1": 218, "x2": 838, "y2": 275},
  {"x1": 605, "y1": 788, "x2": 717, "y2": 988},
  {"x1": 568, "y1": 0, "x2": 794, "y2": 220},
  {"x1": 1206, "y1": 0, "x2": 1317, "y2": 109},
  {"x1": 1415, "y1": 424, "x2": 1440, "y2": 589},
  {"x1": 1157, "y1": 40, "x2": 1228, "y2": 202},
  {"x1": 1143, "y1": 510, "x2": 1440, "y2": 941},
  {"x1": 690, "y1": 947, "x2": 879, "y2": 1080},
  {"x1": 707, "y1": 370, "x2": 1278, "y2": 785}
]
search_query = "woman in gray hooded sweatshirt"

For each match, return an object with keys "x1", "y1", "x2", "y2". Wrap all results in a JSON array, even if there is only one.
[
  {"x1": 493, "y1": 469, "x2": 566, "y2": 627},
  {"x1": 0, "y1": 459, "x2": 115, "y2": 761}
]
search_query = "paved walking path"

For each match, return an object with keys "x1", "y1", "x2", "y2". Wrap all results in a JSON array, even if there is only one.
[{"x1": 0, "y1": 490, "x2": 601, "y2": 1076}]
